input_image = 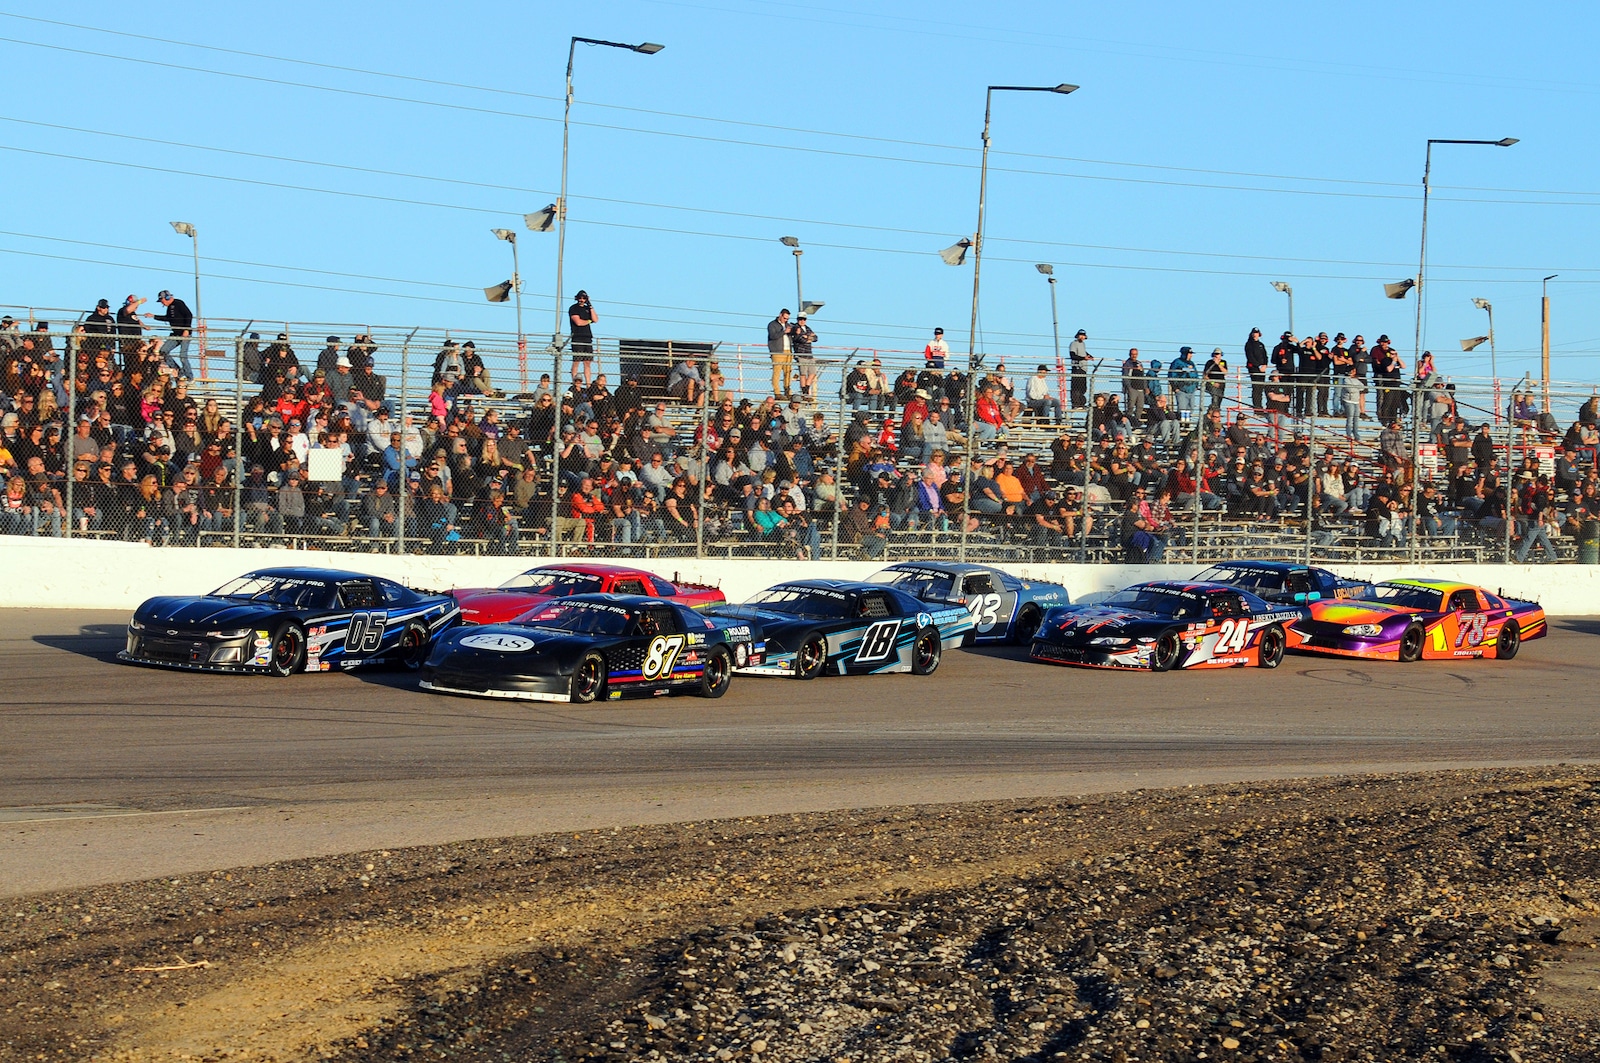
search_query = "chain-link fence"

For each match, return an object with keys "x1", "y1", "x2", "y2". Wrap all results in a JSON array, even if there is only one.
[{"x1": 4, "y1": 304, "x2": 1598, "y2": 567}]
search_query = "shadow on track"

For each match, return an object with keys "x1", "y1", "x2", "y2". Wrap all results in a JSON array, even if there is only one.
[{"x1": 33, "y1": 624, "x2": 126, "y2": 663}]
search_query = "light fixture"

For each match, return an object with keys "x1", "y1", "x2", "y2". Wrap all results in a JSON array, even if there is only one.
[
  {"x1": 1496, "y1": 137, "x2": 1519, "y2": 147},
  {"x1": 1472, "y1": 297, "x2": 1492, "y2": 311},
  {"x1": 1460, "y1": 336, "x2": 1490, "y2": 352},
  {"x1": 524, "y1": 205, "x2": 557, "y2": 232},
  {"x1": 800, "y1": 300, "x2": 824, "y2": 316},
  {"x1": 1035, "y1": 263, "x2": 1053, "y2": 275},
  {"x1": 1052, "y1": 84, "x2": 1079, "y2": 94},
  {"x1": 634, "y1": 42, "x2": 665, "y2": 54},
  {"x1": 484, "y1": 280, "x2": 513, "y2": 303},
  {"x1": 1384, "y1": 278, "x2": 1416, "y2": 300},
  {"x1": 491, "y1": 228, "x2": 516, "y2": 243},
  {"x1": 939, "y1": 238, "x2": 972, "y2": 266},
  {"x1": 779, "y1": 236, "x2": 800, "y2": 248},
  {"x1": 170, "y1": 221, "x2": 195, "y2": 237}
]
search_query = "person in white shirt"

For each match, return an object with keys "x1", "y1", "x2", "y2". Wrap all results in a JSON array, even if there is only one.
[
  {"x1": 1024, "y1": 364, "x2": 1063, "y2": 425},
  {"x1": 924, "y1": 327, "x2": 949, "y2": 370}
]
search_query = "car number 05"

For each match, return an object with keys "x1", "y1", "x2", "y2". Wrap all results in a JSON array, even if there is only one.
[
  {"x1": 1214, "y1": 619, "x2": 1251, "y2": 654},
  {"x1": 854, "y1": 620, "x2": 901, "y2": 663},
  {"x1": 346, "y1": 611, "x2": 387, "y2": 655},
  {"x1": 967, "y1": 593, "x2": 1002, "y2": 632},
  {"x1": 642, "y1": 635, "x2": 687, "y2": 680}
]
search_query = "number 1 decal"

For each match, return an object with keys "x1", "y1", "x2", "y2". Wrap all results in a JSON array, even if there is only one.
[{"x1": 854, "y1": 620, "x2": 901, "y2": 663}]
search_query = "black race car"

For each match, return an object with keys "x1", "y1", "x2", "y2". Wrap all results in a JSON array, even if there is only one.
[
  {"x1": 1030, "y1": 581, "x2": 1302, "y2": 671},
  {"x1": 1191, "y1": 560, "x2": 1371, "y2": 606},
  {"x1": 418, "y1": 594, "x2": 764, "y2": 703},
  {"x1": 119, "y1": 566, "x2": 460, "y2": 676},
  {"x1": 706, "y1": 579, "x2": 971, "y2": 678}
]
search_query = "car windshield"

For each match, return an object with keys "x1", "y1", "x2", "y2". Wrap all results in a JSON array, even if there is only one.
[
  {"x1": 1358, "y1": 583, "x2": 1446, "y2": 611},
  {"x1": 212, "y1": 574, "x2": 333, "y2": 608},
  {"x1": 1099, "y1": 586, "x2": 1204, "y2": 618},
  {"x1": 1193, "y1": 566, "x2": 1284, "y2": 593},
  {"x1": 746, "y1": 586, "x2": 854, "y2": 619},
  {"x1": 499, "y1": 569, "x2": 604, "y2": 595},
  {"x1": 867, "y1": 568, "x2": 955, "y2": 600},
  {"x1": 514, "y1": 600, "x2": 632, "y2": 635}
]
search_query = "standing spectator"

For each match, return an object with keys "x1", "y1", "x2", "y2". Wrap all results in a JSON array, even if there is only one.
[
  {"x1": 766, "y1": 308, "x2": 793, "y2": 398},
  {"x1": 1203, "y1": 348, "x2": 1229, "y2": 414},
  {"x1": 1024, "y1": 364, "x2": 1062, "y2": 424},
  {"x1": 791, "y1": 314, "x2": 818, "y2": 400},
  {"x1": 1270, "y1": 332, "x2": 1298, "y2": 407},
  {"x1": 1167, "y1": 347, "x2": 1199, "y2": 420},
  {"x1": 151, "y1": 290, "x2": 196, "y2": 379},
  {"x1": 568, "y1": 290, "x2": 598, "y2": 387},
  {"x1": 1121, "y1": 349, "x2": 1147, "y2": 418},
  {"x1": 1068, "y1": 329, "x2": 1095, "y2": 409},
  {"x1": 1340, "y1": 366, "x2": 1363, "y2": 442},
  {"x1": 431, "y1": 339, "x2": 465, "y2": 388},
  {"x1": 923, "y1": 327, "x2": 948, "y2": 370},
  {"x1": 1244, "y1": 327, "x2": 1269, "y2": 409}
]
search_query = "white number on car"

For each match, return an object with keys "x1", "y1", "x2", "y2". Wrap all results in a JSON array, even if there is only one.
[
  {"x1": 967, "y1": 593, "x2": 1003, "y2": 633},
  {"x1": 1214, "y1": 618, "x2": 1251, "y2": 655},
  {"x1": 854, "y1": 620, "x2": 901, "y2": 663},
  {"x1": 642, "y1": 635, "x2": 687, "y2": 680}
]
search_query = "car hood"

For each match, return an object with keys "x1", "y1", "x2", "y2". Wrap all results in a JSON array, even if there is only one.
[
  {"x1": 1304, "y1": 600, "x2": 1420, "y2": 626},
  {"x1": 1041, "y1": 605, "x2": 1171, "y2": 639},
  {"x1": 134, "y1": 596, "x2": 288, "y2": 631},
  {"x1": 436, "y1": 623, "x2": 591, "y2": 657},
  {"x1": 452, "y1": 588, "x2": 552, "y2": 620}
]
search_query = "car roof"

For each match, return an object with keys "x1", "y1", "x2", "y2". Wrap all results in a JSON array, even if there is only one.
[
  {"x1": 245, "y1": 566, "x2": 382, "y2": 583},
  {"x1": 522, "y1": 562, "x2": 663, "y2": 578},
  {"x1": 1203, "y1": 560, "x2": 1310, "y2": 573},
  {"x1": 885, "y1": 561, "x2": 993, "y2": 576},
  {"x1": 560, "y1": 592, "x2": 681, "y2": 608},
  {"x1": 771, "y1": 578, "x2": 880, "y2": 592},
  {"x1": 1384, "y1": 578, "x2": 1467, "y2": 592}
]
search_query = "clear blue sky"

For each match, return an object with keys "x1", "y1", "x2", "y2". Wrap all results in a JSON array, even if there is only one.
[{"x1": 1, "y1": 0, "x2": 1595, "y2": 384}]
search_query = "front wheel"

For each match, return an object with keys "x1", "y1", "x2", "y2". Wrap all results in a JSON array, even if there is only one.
[
  {"x1": 571, "y1": 652, "x2": 607, "y2": 703},
  {"x1": 1012, "y1": 606, "x2": 1043, "y2": 645},
  {"x1": 911, "y1": 627, "x2": 942, "y2": 675},
  {"x1": 1495, "y1": 621, "x2": 1520, "y2": 660},
  {"x1": 794, "y1": 632, "x2": 827, "y2": 680},
  {"x1": 1257, "y1": 624, "x2": 1285, "y2": 669},
  {"x1": 1151, "y1": 629, "x2": 1182, "y2": 672},
  {"x1": 1398, "y1": 624, "x2": 1424, "y2": 663},
  {"x1": 698, "y1": 645, "x2": 732, "y2": 698},
  {"x1": 267, "y1": 623, "x2": 307, "y2": 678}
]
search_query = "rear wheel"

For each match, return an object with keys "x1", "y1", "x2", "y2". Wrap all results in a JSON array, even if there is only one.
[
  {"x1": 1257, "y1": 624, "x2": 1285, "y2": 669},
  {"x1": 1151, "y1": 629, "x2": 1182, "y2": 672},
  {"x1": 697, "y1": 646, "x2": 732, "y2": 698},
  {"x1": 571, "y1": 652, "x2": 607, "y2": 703},
  {"x1": 268, "y1": 623, "x2": 306, "y2": 678},
  {"x1": 911, "y1": 627, "x2": 942, "y2": 675},
  {"x1": 1398, "y1": 624, "x2": 1424, "y2": 663},
  {"x1": 397, "y1": 623, "x2": 430, "y2": 670},
  {"x1": 794, "y1": 632, "x2": 827, "y2": 680},
  {"x1": 1012, "y1": 606, "x2": 1043, "y2": 645},
  {"x1": 1495, "y1": 621, "x2": 1520, "y2": 660}
]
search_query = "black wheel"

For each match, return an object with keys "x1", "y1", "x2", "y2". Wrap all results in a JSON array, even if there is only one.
[
  {"x1": 1150, "y1": 629, "x2": 1182, "y2": 672},
  {"x1": 697, "y1": 646, "x2": 732, "y2": 698},
  {"x1": 1398, "y1": 624, "x2": 1424, "y2": 663},
  {"x1": 1257, "y1": 624, "x2": 1285, "y2": 669},
  {"x1": 268, "y1": 623, "x2": 306, "y2": 678},
  {"x1": 571, "y1": 651, "x2": 607, "y2": 703},
  {"x1": 911, "y1": 627, "x2": 942, "y2": 675},
  {"x1": 1495, "y1": 621, "x2": 1520, "y2": 660},
  {"x1": 397, "y1": 623, "x2": 430, "y2": 670},
  {"x1": 1012, "y1": 606, "x2": 1043, "y2": 645},
  {"x1": 794, "y1": 632, "x2": 827, "y2": 680}
]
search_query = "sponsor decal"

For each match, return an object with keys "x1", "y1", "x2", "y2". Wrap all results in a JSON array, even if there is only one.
[
  {"x1": 683, "y1": 650, "x2": 701, "y2": 665},
  {"x1": 686, "y1": 633, "x2": 704, "y2": 646},
  {"x1": 734, "y1": 642, "x2": 749, "y2": 667},
  {"x1": 608, "y1": 689, "x2": 622, "y2": 700},
  {"x1": 722, "y1": 625, "x2": 752, "y2": 640},
  {"x1": 459, "y1": 632, "x2": 537, "y2": 652},
  {"x1": 916, "y1": 612, "x2": 933, "y2": 629},
  {"x1": 320, "y1": 661, "x2": 332, "y2": 671}
]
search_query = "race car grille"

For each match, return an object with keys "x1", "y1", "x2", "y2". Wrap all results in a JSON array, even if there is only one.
[
  {"x1": 1300, "y1": 633, "x2": 1345, "y2": 649},
  {"x1": 142, "y1": 637, "x2": 207, "y2": 663},
  {"x1": 429, "y1": 670, "x2": 490, "y2": 692},
  {"x1": 1033, "y1": 644, "x2": 1086, "y2": 663}
]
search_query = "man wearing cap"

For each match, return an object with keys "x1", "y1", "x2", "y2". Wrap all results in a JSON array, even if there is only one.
[
  {"x1": 791, "y1": 314, "x2": 818, "y2": 400},
  {"x1": 1068, "y1": 329, "x2": 1094, "y2": 409},
  {"x1": 115, "y1": 294, "x2": 147, "y2": 363},
  {"x1": 1024, "y1": 364, "x2": 1062, "y2": 425},
  {"x1": 82, "y1": 299, "x2": 116, "y2": 360},
  {"x1": 924, "y1": 327, "x2": 949, "y2": 371},
  {"x1": 1167, "y1": 347, "x2": 1199, "y2": 420},
  {"x1": 1244, "y1": 327, "x2": 1269, "y2": 410},
  {"x1": 568, "y1": 290, "x2": 598, "y2": 387},
  {"x1": 766, "y1": 308, "x2": 794, "y2": 398},
  {"x1": 151, "y1": 290, "x2": 196, "y2": 379},
  {"x1": 316, "y1": 336, "x2": 343, "y2": 374}
]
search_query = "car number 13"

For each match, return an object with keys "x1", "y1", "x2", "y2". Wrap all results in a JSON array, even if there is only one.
[{"x1": 642, "y1": 635, "x2": 687, "y2": 680}]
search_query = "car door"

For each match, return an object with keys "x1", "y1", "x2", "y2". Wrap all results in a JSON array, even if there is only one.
[
  {"x1": 1443, "y1": 587, "x2": 1491, "y2": 655},
  {"x1": 637, "y1": 603, "x2": 691, "y2": 684},
  {"x1": 337, "y1": 579, "x2": 388, "y2": 660},
  {"x1": 961, "y1": 571, "x2": 1007, "y2": 639},
  {"x1": 844, "y1": 590, "x2": 906, "y2": 672},
  {"x1": 1203, "y1": 592, "x2": 1255, "y2": 664}
]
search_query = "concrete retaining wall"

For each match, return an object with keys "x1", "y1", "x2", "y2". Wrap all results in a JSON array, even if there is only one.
[{"x1": 1, "y1": 538, "x2": 1594, "y2": 615}]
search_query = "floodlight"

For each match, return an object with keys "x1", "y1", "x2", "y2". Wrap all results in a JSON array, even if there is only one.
[{"x1": 939, "y1": 239, "x2": 972, "y2": 266}]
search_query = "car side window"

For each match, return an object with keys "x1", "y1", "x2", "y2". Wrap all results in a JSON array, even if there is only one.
[
  {"x1": 1209, "y1": 594, "x2": 1242, "y2": 618},
  {"x1": 1285, "y1": 573, "x2": 1312, "y2": 596},
  {"x1": 1447, "y1": 589, "x2": 1479, "y2": 612},
  {"x1": 857, "y1": 593, "x2": 893, "y2": 619},
  {"x1": 963, "y1": 574, "x2": 996, "y2": 597},
  {"x1": 379, "y1": 580, "x2": 411, "y2": 605},
  {"x1": 644, "y1": 605, "x2": 682, "y2": 635},
  {"x1": 612, "y1": 579, "x2": 647, "y2": 596},
  {"x1": 340, "y1": 581, "x2": 380, "y2": 609}
]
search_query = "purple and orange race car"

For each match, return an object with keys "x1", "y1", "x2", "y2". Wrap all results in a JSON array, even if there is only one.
[{"x1": 1285, "y1": 578, "x2": 1545, "y2": 662}]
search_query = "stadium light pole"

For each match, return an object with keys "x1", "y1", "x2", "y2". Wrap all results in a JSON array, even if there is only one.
[
  {"x1": 1471, "y1": 297, "x2": 1497, "y2": 387},
  {"x1": 1270, "y1": 281, "x2": 1293, "y2": 336},
  {"x1": 170, "y1": 221, "x2": 201, "y2": 327},
  {"x1": 779, "y1": 236, "x2": 824, "y2": 317},
  {"x1": 490, "y1": 228, "x2": 525, "y2": 388},
  {"x1": 1036, "y1": 264, "x2": 1064, "y2": 410},
  {"x1": 951, "y1": 82, "x2": 1078, "y2": 562},
  {"x1": 1413, "y1": 138, "x2": 1517, "y2": 367}
]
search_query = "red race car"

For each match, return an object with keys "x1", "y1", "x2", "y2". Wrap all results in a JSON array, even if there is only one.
[{"x1": 451, "y1": 563, "x2": 725, "y2": 625}]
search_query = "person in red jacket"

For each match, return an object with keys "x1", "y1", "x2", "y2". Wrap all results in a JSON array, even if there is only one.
[
  {"x1": 568, "y1": 475, "x2": 607, "y2": 542},
  {"x1": 972, "y1": 384, "x2": 1006, "y2": 444}
]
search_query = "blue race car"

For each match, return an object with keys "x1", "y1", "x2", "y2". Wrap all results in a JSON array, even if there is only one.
[
  {"x1": 707, "y1": 579, "x2": 972, "y2": 678},
  {"x1": 868, "y1": 562, "x2": 1069, "y2": 644},
  {"x1": 119, "y1": 566, "x2": 460, "y2": 676},
  {"x1": 419, "y1": 594, "x2": 763, "y2": 703},
  {"x1": 1191, "y1": 561, "x2": 1371, "y2": 608}
]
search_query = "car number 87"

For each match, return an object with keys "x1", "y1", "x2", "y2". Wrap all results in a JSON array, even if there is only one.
[{"x1": 642, "y1": 635, "x2": 687, "y2": 680}]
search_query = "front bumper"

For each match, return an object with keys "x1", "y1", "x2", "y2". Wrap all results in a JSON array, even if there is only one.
[
  {"x1": 1028, "y1": 640, "x2": 1148, "y2": 670},
  {"x1": 418, "y1": 665, "x2": 573, "y2": 701},
  {"x1": 1285, "y1": 624, "x2": 1400, "y2": 659},
  {"x1": 119, "y1": 630, "x2": 265, "y2": 672}
]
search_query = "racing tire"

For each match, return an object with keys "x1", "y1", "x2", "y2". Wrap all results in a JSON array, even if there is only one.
[
  {"x1": 267, "y1": 623, "x2": 307, "y2": 678},
  {"x1": 794, "y1": 632, "x2": 828, "y2": 680},
  {"x1": 571, "y1": 652, "x2": 607, "y2": 703},
  {"x1": 697, "y1": 646, "x2": 732, "y2": 698},
  {"x1": 1150, "y1": 629, "x2": 1182, "y2": 672},
  {"x1": 397, "y1": 623, "x2": 430, "y2": 670},
  {"x1": 1398, "y1": 624, "x2": 1425, "y2": 663},
  {"x1": 910, "y1": 627, "x2": 942, "y2": 676},
  {"x1": 1257, "y1": 624, "x2": 1286, "y2": 669},
  {"x1": 1012, "y1": 606, "x2": 1043, "y2": 645},
  {"x1": 1495, "y1": 621, "x2": 1520, "y2": 661}
]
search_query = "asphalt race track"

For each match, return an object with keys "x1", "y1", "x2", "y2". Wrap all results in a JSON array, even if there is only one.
[{"x1": 4, "y1": 608, "x2": 1597, "y2": 896}]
